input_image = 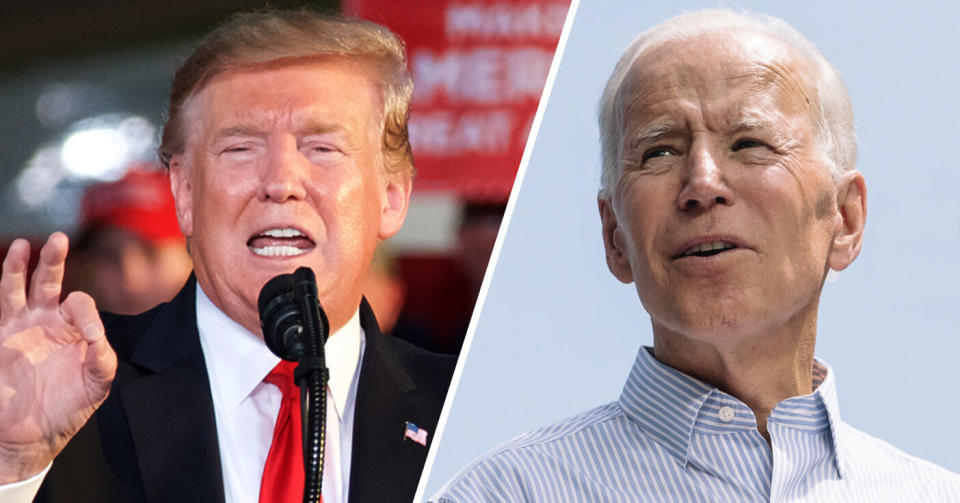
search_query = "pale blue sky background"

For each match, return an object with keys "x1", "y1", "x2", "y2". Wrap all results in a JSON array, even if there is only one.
[{"x1": 422, "y1": 0, "x2": 960, "y2": 497}]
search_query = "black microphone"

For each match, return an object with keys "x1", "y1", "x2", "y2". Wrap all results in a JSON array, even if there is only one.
[
  {"x1": 259, "y1": 272, "x2": 306, "y2": 361},
  {"x1": 258, "y1": 266, "x2": 329, "y2": 503}
]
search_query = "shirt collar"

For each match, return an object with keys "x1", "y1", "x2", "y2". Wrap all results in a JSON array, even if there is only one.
[
  {"x1": 195, "y1": 283, "x2": 363, "y2": 421},
  {"x1": 618, "y1": 346, "x2": 848, "y2": 476}
]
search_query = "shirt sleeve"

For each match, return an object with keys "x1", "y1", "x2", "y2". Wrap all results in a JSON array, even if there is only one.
[
  {"x1": 0, "y1": 463, "x2": 51, "y2": 503},
  {"x1": 428, "y1": 454, "x2": 532, "y2": 503}
]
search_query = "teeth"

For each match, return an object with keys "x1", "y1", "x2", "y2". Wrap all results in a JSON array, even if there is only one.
[
  {"x1": 685, "y1": 241, "x2": 734, "y2": 256},
  {"x1": 251, "y1": 245, "x2": 307, "y2": 257},
  {"x1": 261, "y1": 228, "x2": 304, "y2": 238},
  {"x1": 262, "y1": 228, "x2": 304, "y2": 238}
]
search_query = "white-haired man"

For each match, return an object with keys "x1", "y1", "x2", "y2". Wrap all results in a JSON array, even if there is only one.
[
  {"x1": 0, "y1": 10, "x2": 454, "y2": 503},
  {"x1": 432, "y1": 9, "x2": 960, "y2": 502}
]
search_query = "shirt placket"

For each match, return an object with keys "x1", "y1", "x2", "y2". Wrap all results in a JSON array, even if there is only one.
[
  {"x1": 767, "y1": 396, "x2": 835, "y2": 502},
  {"x1": 688, "y1": 392, "x2": 772, "y2": 502}
]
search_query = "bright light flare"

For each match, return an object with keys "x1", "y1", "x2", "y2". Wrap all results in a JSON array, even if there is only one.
[{"x1": 60, "y1": 128, "x2": 129, "y2": 180}]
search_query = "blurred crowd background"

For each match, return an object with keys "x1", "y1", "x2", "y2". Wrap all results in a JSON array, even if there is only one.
[{"x1": 0, "y1": 0, "x2": 568, "y2": 355}]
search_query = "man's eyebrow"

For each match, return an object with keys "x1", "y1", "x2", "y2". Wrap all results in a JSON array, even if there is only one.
[
  {"x1": 730, "y1": 115, "x2": 774, "y2": 132},
  {"x1": 297, "y1": 121, "x2": 348, "y2": 136},
  {"x1": 626, "y1": 123, "x2": 682, "y2": 151},
  {"x1": 729, "y1": 112, "x2": 800, "y2": 149},
  {"x1": 213, "y1": 124, "x2": 266, "y2": 140},
  {"x1": 637, "y1": 124, "x2": 675, "y2": 141},
  {"x1": 211, "y1": 121, "x2": 349, "y2": 140}
]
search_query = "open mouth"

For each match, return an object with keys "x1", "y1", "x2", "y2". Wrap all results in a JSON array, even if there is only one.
[
  {"x1": 247, "y1": 227, "x2": 315, "y2": 257},
  {"x1": 675, "y1": 241, "x2": 738, "y2": 259}
]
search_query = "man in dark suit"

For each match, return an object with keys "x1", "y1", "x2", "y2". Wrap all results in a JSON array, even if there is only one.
[{"x1": 0, "y1": 10, "x2": 454, "y2": 503}]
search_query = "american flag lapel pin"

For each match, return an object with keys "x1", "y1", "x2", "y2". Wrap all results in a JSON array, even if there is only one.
[{"x1": 403, "y1": 421, "x2": 428, "y2": 447}]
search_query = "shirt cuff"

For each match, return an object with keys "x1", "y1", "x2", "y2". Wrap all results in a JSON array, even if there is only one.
[{"x1": 0, "y1": 463, "x2": 51, "y2": 502}]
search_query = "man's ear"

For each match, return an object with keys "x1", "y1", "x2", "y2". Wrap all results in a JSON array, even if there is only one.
[
  {"x1": 168, "y1": 155, "x2": 194, "y2": 238},
  {"x1": 599, "y1": 195, "x2": 634, "y2": 284},
  {"x1": 827, "y1": 170, "x2": 867, "y2": 272},
  {"x1": 378, "y1": 174, "x2": 412, "y2": 240}
]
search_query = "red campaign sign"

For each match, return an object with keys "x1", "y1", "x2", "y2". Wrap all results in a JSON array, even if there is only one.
[{"x1": 344, "y1": 0, "x2": 569, "y2": 201}]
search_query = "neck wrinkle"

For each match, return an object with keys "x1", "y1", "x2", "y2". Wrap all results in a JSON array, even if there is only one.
[{"x1": 651, "y1": 309, "x2": 818, "y2": 442}]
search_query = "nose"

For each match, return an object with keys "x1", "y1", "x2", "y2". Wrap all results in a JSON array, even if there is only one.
[
  {"x1": 260, "y1": 136, "x2": 308, "y2": 202},
  {"x1": 675, "y1": 144, "x2": 734, "y2": 211}
]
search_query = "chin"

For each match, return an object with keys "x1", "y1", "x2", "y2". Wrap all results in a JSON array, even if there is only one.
[
  {"x1": 678, "y1": 315, "x2": 756, "y2": 342},
  {"x1": 650, "y1": 291, "x2": 765, "y2": 340}
]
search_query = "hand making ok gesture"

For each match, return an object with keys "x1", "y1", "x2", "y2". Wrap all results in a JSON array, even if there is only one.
[{"x1": 0, "y1": 232, "x2": 116, "y2": 483}]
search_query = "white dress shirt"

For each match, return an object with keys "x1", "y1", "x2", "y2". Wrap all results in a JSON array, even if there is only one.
[
  {"x1": 197, "y1": 285, "x2": 363, "y2": 503},
  {"x1": 434, "y1": 347, "x2": 960, "y2": 502},
  {"x1": 2, "y1": 285, "x2": 364, "y2": 503}
]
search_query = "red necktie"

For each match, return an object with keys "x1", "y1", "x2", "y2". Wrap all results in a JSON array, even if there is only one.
[{"x1": 260, "y1": 361, "x2": 318, "y2": 503}]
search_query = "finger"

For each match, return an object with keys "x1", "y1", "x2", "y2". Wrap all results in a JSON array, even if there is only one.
[
  {"x1": 61, "y1": 292, "x2": 116, "y2": 399},
  {"x1": 29, "y1": 232, "x2": 68, "y2": 310},
  {"x1": 83, "y1": 333, "x2": 117, "y2": 400},
  {"x1": 60, "y1": 291, "x2": 102, "y2": 343},
  {"x1": 0, "y1": 239, "x2": 31, "y2": 318}
]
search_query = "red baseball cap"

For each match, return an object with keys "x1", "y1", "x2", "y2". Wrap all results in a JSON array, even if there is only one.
[{"x1": 79, "y1": 165, "x2": 183, "y2": 244}]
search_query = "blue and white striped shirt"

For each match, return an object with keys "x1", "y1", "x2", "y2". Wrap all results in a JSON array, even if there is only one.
[{"x1": 432, "y1": 347, "x2": 960, "y2": 502}]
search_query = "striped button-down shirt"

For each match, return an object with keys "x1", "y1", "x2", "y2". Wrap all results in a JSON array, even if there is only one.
[{"x1": 432, "y1": 347, "x2": 960, "y2": 502}]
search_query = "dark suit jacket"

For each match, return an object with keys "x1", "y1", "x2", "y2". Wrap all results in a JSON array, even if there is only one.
[{"x1": 35, "y1": 278, "x2": 455, "y2": 503}]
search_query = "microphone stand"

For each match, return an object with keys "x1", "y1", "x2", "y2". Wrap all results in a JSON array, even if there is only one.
[
  {"x1": 291, "y1": 268, "x2": 329, "y2": 503},
  {"x1": 258, "y1": 267, "x2": 329, "y2": 503}
]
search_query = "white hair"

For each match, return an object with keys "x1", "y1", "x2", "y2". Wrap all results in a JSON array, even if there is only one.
[{"x1": 597, "y1": 9, "x2": 857, "y2": 194}]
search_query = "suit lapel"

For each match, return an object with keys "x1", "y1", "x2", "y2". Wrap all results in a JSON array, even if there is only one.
[
  {"x1": 106, "y1": 288, "x2": 444, "y2": 503},
  {"x1": 348, "y1": 300, "x2": 438, "y2": 502},
  {"x1": 118, "y1": 279, "x2": 226, "y2": 503}
]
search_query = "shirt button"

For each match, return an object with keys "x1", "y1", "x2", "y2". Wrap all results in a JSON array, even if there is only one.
[{"x1": 718, "y1": 406, "x2": 735, "y2": 423}]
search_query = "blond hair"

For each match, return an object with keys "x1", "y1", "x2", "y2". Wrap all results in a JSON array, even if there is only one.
[{"x1": 158, "y1": 9, "x2": 415, "y2": 180}]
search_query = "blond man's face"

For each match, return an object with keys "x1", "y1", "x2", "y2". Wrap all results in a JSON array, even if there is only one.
[{"x1": 169, "y1": 59, "x2": 410, "y2": 335}]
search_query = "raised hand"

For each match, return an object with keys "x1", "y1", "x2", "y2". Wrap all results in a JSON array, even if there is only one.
[{"x1": 0, "y1": 232, "x2": 117, "y2": 483}]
